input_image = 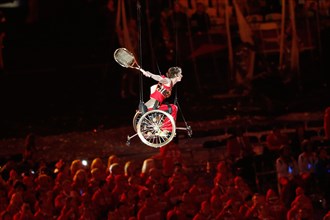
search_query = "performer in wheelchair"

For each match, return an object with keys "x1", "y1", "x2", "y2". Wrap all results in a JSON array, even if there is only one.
[{"x1": 140, "y1": 66, "x2": 183, "y2": 133}]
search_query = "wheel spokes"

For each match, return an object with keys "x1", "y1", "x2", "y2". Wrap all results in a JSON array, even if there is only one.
[{"x1": 136, "y1": 110, "x2": 176, "y2": 148}]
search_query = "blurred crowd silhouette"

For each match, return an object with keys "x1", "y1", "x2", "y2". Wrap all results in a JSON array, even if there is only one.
[{"x1": 0, "y1": 116, "x2": 329, "y2": 219}]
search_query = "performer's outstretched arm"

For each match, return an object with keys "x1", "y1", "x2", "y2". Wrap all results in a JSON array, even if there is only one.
[{"x1": 140, "y1": 69, "x2": 169, "y2": 84}]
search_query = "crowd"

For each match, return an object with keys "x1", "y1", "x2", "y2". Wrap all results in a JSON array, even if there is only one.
[{"x1": 0, "y1": 121, "x2": 329, "y2": 220}]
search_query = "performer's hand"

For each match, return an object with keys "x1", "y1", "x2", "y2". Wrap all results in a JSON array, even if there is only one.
[{"x1": 141, "y1": 69, "x2": 151, "y2": 78}]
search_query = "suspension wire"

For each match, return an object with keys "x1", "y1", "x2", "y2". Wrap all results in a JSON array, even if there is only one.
[
  {"x1": 174, "y1": 92, "x2": 189, "y2": 127},
  {"x1": 145, "y1": 0, "x2": 162, "y2": 76},
  {"x1": 147, "y1": 40, "x2": 161, "y2": 74},
  {"x1": 171, "y1": 3, "x2": 189, "y2": 126},
  {"x1": 187, "y1": 6, "x2": 202, "y2": 93},
  {"x1": 173, "y1": 4, "x2": 179, "y2": 105},
  {"x1": 155, "y1": 60, "x2": 161, "y2": 75},
  {"x1": 174, "y1": 8, "x2": 179, "y2": 66},
  {"x1": 136, "y1": 0, "x2": 144, "y2": 104},
  {"x1": 172, "y1": 3, "x2": 179, "y2": 100}
]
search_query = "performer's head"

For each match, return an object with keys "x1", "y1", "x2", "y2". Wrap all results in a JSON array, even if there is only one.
[{"x1": 167, "y1": 67, "x2": 183, "y2": 79}]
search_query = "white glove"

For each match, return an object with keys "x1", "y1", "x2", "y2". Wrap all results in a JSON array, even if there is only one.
[{"x1": 141, "y1": 69, "x2": 151, "y2": 78}]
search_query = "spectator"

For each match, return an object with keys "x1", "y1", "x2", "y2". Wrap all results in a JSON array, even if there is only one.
[
  {"x1": 324, "y1": 210, "x2": 330, "y2": 220},
  {"x1": 89, "y1": 168, "x2": 104, "y2": 192},
  {"x1": 13, "y1": 203, "x2": 34, "y2": 220},
  {"x1": 53, "y1": 159, "x2": 71, "y2": 185},
  {"x1": 17, "y1": 133, "x2": 38, "y2": 175},
  {"x1": 57, "y1": 196, "x2": 80, "y2": 220},
  {"x1": 106, "y1": 155, "x2": 120, "y2": 176},
  {"x1": 159, "y1": 142, "x2": 183, "y2": 177},
  {"x1": 107, "y1": 202, "x2": 132, "y2": 220},
  {"x1": 245, "y1": 193, "x2": 271, "y2": 219},
  {"x1": 166, "y1": 2, "x2": 189, "y2": 35},
  {"x1": 192, "y1": 200, "x2": 214, "y2": 220},
  {"x1": 189, "y1": 176, "x2": 211, "y2": 205},
  {"x1": 289, "y1": 124, "x2": 306, "y2": 158},
  {"x1": 179, "y1": 192, "x2": 199, "y2": 218},
  {"x1": 298, "y1": 139, "x2": 318, "y2": 194},
  {"x1": 124, "y1": 160, "x2": 141, "y2": 179},
  {"x1": 54, "y1": 180, "x2": 72, "y2": 215},
  {"x1": 111, "y1": 175, "x2": 129, "y2": 207},
  {"x1": 298, "y1": 140, "x2": 318, "y2": 175},
  {"x1": 70, "y1": 160, "x2": 83, "y2": 178},
  {"x1": 226, "y1": 128, "x2": 256, "y2": 190},
  {"x1": 265, "y1": 188, "x2": 286, "y2": 220},
  {"x1": 34, "y1": 190, "x2": 55, "y2": 220},
  {"x1": 215, "y1": 198, "x2": 244, "y2": 219},
  {"x1": 266, "y1": 127, "x2": 290, "y2": 151},
  {"x1": 234, "y1": 176, "x2": 253, "y2": 202},
  {"x1": 190, "y1": 2, "x2": 211, "y2": 35},
  {"x1": 35, "y1": 174, "x2": 53, "y2": 198},
  {"x1": 315, "y1": 147, "x2": 330, "y2": 207},
  {"x1": 0, "y1": 190, "x2": 8, "y2": 213},
  {"x1": 7, "y1": 180, "x2": 25, "y2": 203},
  {"x1": 140, "y1": 159, "x2": 156, "y2": 182},
  {"x1": 92, "y1": 180, "x2": 113, "y2": 219},
  {"x1": 165, "y1": 2, "x2": 190, "y2": 64},
  {"x1": 168, "y1": 164, "x2": 190, "y2": 192},
  {"x1": 165, "y1": 168, "x2": 189, "y2": 207},
  {"x1": 213, "y1": 161, "x2": 233, "y2": 194},
  {"x1": 137, "y1": 188, "x2": 151, "y2": 211},
  {"x1": 287, "y1": 187, "x2": 314, "y2": 220},
  {"x1": 21, "y1": 174, "x2": 37, "y2": 212},
  {"x1": 210, "y1": 192, "x2": 223, "y2": 217},
  {"x1": 145, "y1": 168, "x2": 166, "y2": 190},
  {"x1": 150, "y1": 183, "x2": 169, "y2": 215},
  {"x1": 137, "y1": 195, "x2": 164, "y2": 220},
  {"x1": 324, "y1": 107, "x2": 330, "y2": 140},
  {"x1": 219, "y1": 184, "x2": 244, "y2": 209},
  {"x1": 0, "y1": 210, "x2": 11, "y2": 220},
  {"x1": 106, "y1": 162, "x2": 122, "y2": 189},
  {"x1": 166, "y1": 201, "x2": 190, "y2": 220},
  {"x1": 276, "y1": 145, "x2": 300, "y2": 208},
  {"x1": 71, "y1": 169, "x2": 89, "y2": 196},
  {"x1": 78, "y1": 192, "x2": 96, "y2": 220},
  {"x1": 226, "y1": 127, "x2": 254, "y2": 162},
  {"x1": 90, "y1": 157, "x2": 105, "y2": 172},
  {"x1": 123, "y1": 187, "x2": 140, "y2": 217},
  {"x1": 6, "y1": 192, "x2": 23, "y2": 217}
]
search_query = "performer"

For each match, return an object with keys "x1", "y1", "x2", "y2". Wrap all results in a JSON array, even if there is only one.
[{"x1": 140, "y1": 67, "x2": 183, "y2": 133}]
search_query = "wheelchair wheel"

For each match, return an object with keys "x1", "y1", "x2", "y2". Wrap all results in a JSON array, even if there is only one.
[
  {"x1": 136, "y1": 110, "x2": 176, "y2": 148},
  {"x1": 132, "y1": 111, "x2": 142, "y2": 132}
]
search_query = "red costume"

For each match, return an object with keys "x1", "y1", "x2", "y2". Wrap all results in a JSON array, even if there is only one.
[
  {"x1": 150, "y1": 76, "x2": 172, "y2": 104},
  {"x1": 149, "y1": 75, "x2": 178, "y2": 131}
]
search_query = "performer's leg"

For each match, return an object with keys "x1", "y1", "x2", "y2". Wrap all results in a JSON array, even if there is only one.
[
  {"x1": 158, "y1": 104, "x2": 178, "y2": 132},
  {"x1": 170, "y1": 104, "x2": 178, "y2": 121}
]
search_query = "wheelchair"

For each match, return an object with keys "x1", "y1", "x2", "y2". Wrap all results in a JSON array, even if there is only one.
[{"x1": 127, "y1": 106, "x2": 192, "y2": 148}]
